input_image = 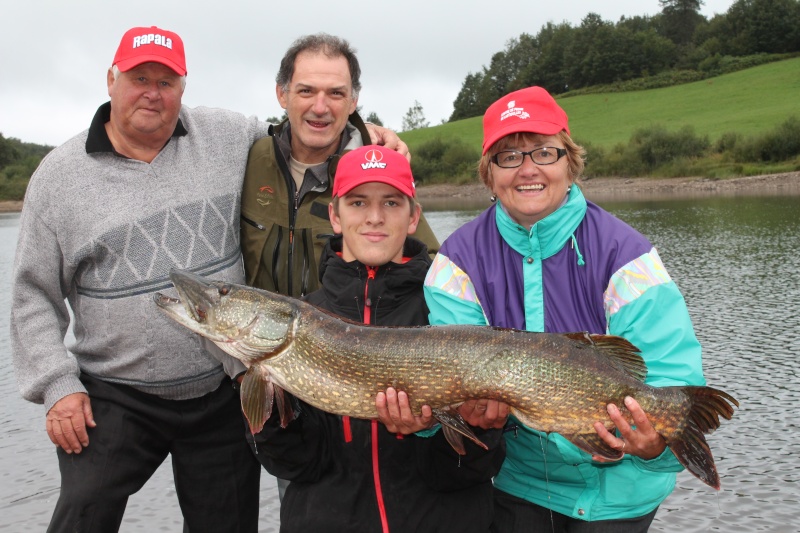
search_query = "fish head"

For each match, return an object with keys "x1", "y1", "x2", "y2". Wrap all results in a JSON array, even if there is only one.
[{"x1": 154, "y1": 269, "x2": 297, "y2": 363}]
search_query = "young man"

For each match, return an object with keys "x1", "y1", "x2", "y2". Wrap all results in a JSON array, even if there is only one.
[{"x1": 251, "y1": 145, "x2": 505, "y2": 533}]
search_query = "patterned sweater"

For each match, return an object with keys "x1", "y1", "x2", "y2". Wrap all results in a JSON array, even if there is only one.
[{"x1": 10, "y1": 103, "x2": 269, "y2": 411}]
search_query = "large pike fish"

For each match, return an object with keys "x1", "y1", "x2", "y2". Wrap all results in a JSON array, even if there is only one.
[{"x1": 154, "y1": 269, "x2": 738, "y2": 490}]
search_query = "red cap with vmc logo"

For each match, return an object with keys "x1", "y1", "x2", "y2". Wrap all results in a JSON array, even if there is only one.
[
  {"x1": 333, "y1": 145, "x2": 416, "y2": 198},
  {"x1": 113, "y1": 26, "x2": 187, "y2": 76}
]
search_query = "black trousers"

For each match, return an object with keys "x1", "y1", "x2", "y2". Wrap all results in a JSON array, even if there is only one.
[
  {"x1": 491, "y1": 488, "x2": 658, "y2": 533},
  {"x1": 47, "y1": 374, "x2": 260, "y2": 533}
]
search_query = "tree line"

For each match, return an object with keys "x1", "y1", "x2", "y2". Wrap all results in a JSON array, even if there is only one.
[
  {"x1": 449, "y1": 0, "x2": 800, "y2": 121},
  {"x1": 0, "y1": 133, "x2": 53, "y2": 201}
]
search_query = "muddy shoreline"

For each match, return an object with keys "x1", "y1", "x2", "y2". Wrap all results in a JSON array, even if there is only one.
[
  {"x1": 414, "y1": 172, "x2": 800, "y2": 206},
  {"x1": 2, "y1": 172, "x2": 797, "y2": 213}
]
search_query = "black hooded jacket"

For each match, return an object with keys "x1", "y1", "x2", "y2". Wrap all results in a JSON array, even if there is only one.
[{"x1": 252, "y1": 236, "x2": 505, "y2": 533}]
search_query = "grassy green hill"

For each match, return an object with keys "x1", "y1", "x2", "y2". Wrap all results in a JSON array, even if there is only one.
[{"x1": 400, "y1": 57, "x2": 800, "y2": 152}]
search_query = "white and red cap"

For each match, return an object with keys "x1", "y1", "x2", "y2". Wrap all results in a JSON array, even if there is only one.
[
  {"x1": 333, "y1": 145, "x2": 416, "y2": 198},
  {"x1": 113, "y1": 26, "x2": 186, "y2": 76},
  {"x1": 482, "y1": 86, "x2": 569, "y2": 155}
]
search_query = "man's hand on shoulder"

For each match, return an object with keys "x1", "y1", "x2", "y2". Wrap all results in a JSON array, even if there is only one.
[
  {"x1": 46, "y1": 392, "x2": 96, "y2": 454},
  {"x1": 365, "y1": 124, "x2": 411, "y2": 162}
]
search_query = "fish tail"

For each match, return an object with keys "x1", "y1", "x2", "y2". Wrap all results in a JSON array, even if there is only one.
[{"x1": 668, "y1": 386, "x2": 739, "y2": 490}]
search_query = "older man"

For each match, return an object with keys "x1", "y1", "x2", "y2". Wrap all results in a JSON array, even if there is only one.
[{"x1": 9, "y1": 26, "x2": 406, "y2": 532}]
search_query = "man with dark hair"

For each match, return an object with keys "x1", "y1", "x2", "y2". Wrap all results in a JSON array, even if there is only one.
[{"x1": 240, "y1": 33, "x2": 439, "y2": 298}]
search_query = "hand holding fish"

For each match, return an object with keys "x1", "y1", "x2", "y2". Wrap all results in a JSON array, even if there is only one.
[
  {"x1": 376, "y1": 387, "x2": 434, "y2": 434},
  {"x1": 458, "y1": 399, "x2": 510, "y2": 430},
  {"x1": 591, "y1": 396, "x2": 667, "y2": 462},
  {"x1": 46, "y1": 392, "x2": 96, "y2": 454}
]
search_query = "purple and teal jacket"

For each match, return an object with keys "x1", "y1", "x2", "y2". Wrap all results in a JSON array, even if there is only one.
[{"x1": 423, "y1": 185, "x2": 705, "y2": 521}]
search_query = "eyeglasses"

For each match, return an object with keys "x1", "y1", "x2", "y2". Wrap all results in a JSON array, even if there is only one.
[{"x1": 492, "y1": 147, "x2": 567, "y2": 168}]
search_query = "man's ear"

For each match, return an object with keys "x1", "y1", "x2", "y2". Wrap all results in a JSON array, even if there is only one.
[
  {"x1": 328, "y1": 202, "x2": 342, "y2": 234},
  {"x1": 276, "y1": 84, "x2": 288, "y2": 110},
  {"x1": 107, "y1": 68, "x2": 115, "y2": 97},
  {"x1": 407, "y1": 203, "x2": 421, "y2": 235}
]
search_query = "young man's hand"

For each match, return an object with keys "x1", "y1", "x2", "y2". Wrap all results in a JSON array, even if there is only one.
[{"x1": 375, "y1": 387, "x2": 434, "y2": 434}]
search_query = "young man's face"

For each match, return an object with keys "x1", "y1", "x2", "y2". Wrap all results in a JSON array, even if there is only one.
[
  {"x1": 277, "y1": 51, "x2": 358, "y2": 164},
  {"x1": 329, "y1": 182, "x2": 420, "y2": 266}
]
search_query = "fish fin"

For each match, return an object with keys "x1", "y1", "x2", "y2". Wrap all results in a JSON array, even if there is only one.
[
  {"x1": 273, "y1": 385, "x2": 294, "y2": 428},
  {"x1": 667, "y1": 386, "x2": 739, "y2": 490},
  {"x1": 240, "y1": 366, "x2": 273, "y2": 434},
  {"x1": 431, "y1": 407, "x2": 489, "y2": 455},
  {"x1": 563, "y1": 332, "x2": 648, "y2": 383},
  {"x1": 569, "y1": 432, "x2": 624, "y2": 460},
  {"x1": 441, "y1": 426, "x2": 466, "y2": 456}
]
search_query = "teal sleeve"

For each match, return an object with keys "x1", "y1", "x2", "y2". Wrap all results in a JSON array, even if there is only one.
[
  {"x1": 609, "y1": 281, "x2": 705, "y2": 388},
  {"x1": 418, "y1": 258, "x2": 488, "y2": 438},
  {"x1": 423, "y1": 252, "x2": 489, "y2": 326},
  {"x1": 608, "y1": 280, "x2": 705, "y2": 472},
  {"x1": 424, "y1": 285, "x2": 488, "y2": 326}
]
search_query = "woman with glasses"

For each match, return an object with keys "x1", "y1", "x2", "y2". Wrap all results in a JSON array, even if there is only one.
[{"x1": 423, "y1": 86, "x2": 706, "y2": 532}]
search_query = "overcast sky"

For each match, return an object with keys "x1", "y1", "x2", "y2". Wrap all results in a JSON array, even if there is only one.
[{"x1": 1, "y1": 0, "x2": 734, "y2": 147}]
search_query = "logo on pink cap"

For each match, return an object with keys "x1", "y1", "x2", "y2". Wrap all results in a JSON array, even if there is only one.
[
  {"x1": 362, "y1": 149, "x2": 387, "y2": 169},
  {"x1": 501, "y1": 100, "x2": 530, "y2": 122},
  {"x1": 131, "y1": 33, "x2": 174, "y2": 51},
  {"x1": 333, "y1": 145, "x2": 416, "y2": 198}
]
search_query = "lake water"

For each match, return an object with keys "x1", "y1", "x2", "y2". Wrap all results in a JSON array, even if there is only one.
[{"x1": 2, "y1": 193, "x2": 799, "y2": 532}]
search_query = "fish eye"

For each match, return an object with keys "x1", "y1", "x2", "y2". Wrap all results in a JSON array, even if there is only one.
[{"x1": 219, "y1": 284, "x2": 231, "y2": 296}]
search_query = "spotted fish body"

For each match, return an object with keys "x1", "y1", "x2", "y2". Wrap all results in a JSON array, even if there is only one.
[{"x1": 155, "y1": 269, "x2": 738, "y2": 489}]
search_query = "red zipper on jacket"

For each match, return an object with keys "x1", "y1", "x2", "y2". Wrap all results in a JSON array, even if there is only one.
[
  {"x1": 338, "y1": 263, "x2": 397, "y2": 533},
  {"x1": 365, "y1": 266, "x2": 390, "y2": 533}
]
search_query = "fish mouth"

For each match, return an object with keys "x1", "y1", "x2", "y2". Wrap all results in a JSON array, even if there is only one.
[
  {"x1": 157, "y1": 269, "x2": 224, "y2": 324},
  {"x1": 153, "y1": 291, "x2": 197, "y2": 327},
  {"x1": 153, "y1": 293, "x2": 181, "y2": 307}
]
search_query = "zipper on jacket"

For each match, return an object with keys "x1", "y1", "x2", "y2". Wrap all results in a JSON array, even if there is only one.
[
  {"x1": 363, "y1": 266, "x2": 377, "y2": 325},
  {"x1": 301, "y1": 228, "x2": 310, "y2": 295},
  {"x1": 242, "y1": 216, "x2": 265, "y2": 230},
  {"x1": 286, "y1": 190, "x2": 299, "y2": 294},
  {"x1": 273, "y1": 135, "x2": 300, "y2": 296},
  {"x1": 271, "y1": 227, "x2": 283, "y2": 291}
]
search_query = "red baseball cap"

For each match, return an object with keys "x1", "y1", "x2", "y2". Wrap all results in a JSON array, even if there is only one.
[
  {"x1": 482, "y1": 86, "x2": 569, "y2": 154},
  {"x1": 113, "y1": 26, "x2": 187, "y2": 76},
  {"x1": 333, "y1": 145, "x2": 416, "y2": 198}
]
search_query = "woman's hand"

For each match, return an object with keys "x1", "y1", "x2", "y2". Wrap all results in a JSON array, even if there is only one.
[{"x1": 592, "y1": 396, "x2": 667, "y2": 462}]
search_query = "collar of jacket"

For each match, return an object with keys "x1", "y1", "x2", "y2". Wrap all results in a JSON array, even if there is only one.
[
  {"x1": 271, "y1": 111, "x2": 369, "y2": 195},
  {"x1": 85, "y1": 101, "x2": 188, "y2": 154},
  {"x1": 319, "y1": 234, "x2": 431, "y2": 281},
  {"x1": 495, "y1": 185, "x2": 587, "y2": 261},
  {"x1": 315, "y1": 234, "x2": 432, "y2": 318}
]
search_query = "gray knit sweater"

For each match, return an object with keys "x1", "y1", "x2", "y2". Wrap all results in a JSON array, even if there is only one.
[{"x1": 10, "y1": 104, "x2": 270, "y2": 411}]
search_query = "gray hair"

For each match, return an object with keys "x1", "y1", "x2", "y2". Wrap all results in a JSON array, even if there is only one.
[
  {"x1": 276, "y1": 33, "x2": 361, "y2": 99},
  {"x1": 111, "y1": 65, "x2": 187, "y2": 90}
]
